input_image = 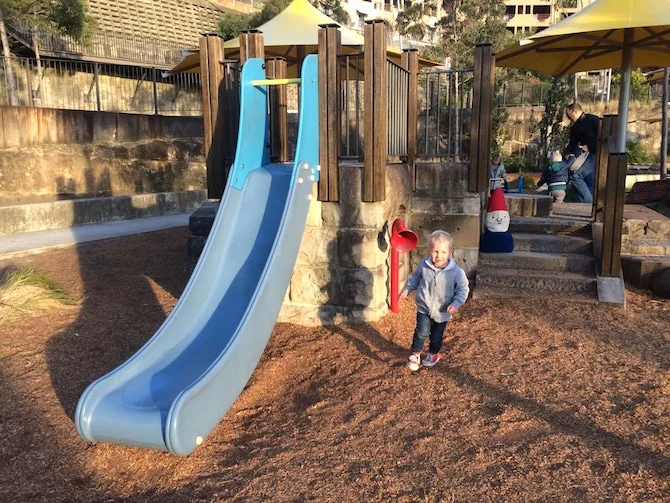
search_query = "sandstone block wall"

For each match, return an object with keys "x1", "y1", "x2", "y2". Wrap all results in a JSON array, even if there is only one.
[{"x1": 277, "y1": 164, "x2": 413, "y2": 326}]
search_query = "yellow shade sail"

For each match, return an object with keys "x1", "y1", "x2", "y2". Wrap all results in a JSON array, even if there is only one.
[
  {"x1": 166, "y1": 0, "x2": 440, "y2": 77},
  {"x1": 497, "y1": 0, "x2": 670, "y2": 76}
]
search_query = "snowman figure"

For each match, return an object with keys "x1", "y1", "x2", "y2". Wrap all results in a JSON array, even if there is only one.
[{"x1": 480, "y1": 187, "x2": 514, "y2": 253}]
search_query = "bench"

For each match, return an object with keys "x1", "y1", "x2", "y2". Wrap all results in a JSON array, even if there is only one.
[{"x1": 626, "y1": 178, "x2": 670, "y2": 206}]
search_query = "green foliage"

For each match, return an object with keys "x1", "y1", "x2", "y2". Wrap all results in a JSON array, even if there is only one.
[
  {"x1": 437, "y1": 0, "x2": 513, "y2": 69},
  {"x1": 313, "y1": 0, "x2": 349, "y2": 26},
  {"x1": 531, "y1": 76, "x2": 573, "y2": 170},
  {"x1": 218, "y1": 0, "x2": 349, "y2": 41},
  {"x1": 218, "y1": 11, "x2": 254, "y2": 40},
  {"x1": 218, "y1": 0, "x2": 292, "y2": 40},
  {"x1": 0, "y1": 0, "x2": 95, "y2": 43},
  {"x1": 0, "y1": 266, "x2": 81, "y2": 316},
  {"x1": 419, "y1": 44, "x2": 446, "y2": 64},
  {"x1": 626, "y1": 138, "x2": 656, "y2": 165},
  {"x1": 502, "y1": 154, "x2": 530, "y2": 173},
  {"x1": 611, "y1": 69, "x2": 650, "y2": 103},
  {"x1": 396, "y1": 2, "x2": 436, "y2": 40}
]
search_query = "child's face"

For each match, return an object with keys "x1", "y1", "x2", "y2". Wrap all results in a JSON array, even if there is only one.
[{"x1": 430, "y1": 241, "x2": 451, "y2": 268}]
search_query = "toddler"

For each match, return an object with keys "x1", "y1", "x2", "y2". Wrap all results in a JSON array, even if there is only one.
[
  {"x1": 489, "y1": 154, "x2": 507, "y2": 191},
  {"x1": 537, "y1": 150, "x2": 573, "y2": 203},
  {"x1": 400, "y1": 230, "x2": 470, "y2": 371}
]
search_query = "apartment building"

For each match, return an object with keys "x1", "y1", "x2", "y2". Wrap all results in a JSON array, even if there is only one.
[
  {"x1": 338, "y1": 0, "x2": 443, "y2": 48},
  {"x1": 504, "y1": 0, "x2": 595, "y2": 35}
]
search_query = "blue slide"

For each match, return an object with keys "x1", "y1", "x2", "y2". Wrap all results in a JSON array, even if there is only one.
[{"x1": 75, "y1": 56, "x2": 319, "y2": 456}]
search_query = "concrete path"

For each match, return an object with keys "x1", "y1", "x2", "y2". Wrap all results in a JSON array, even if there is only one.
[{"x1": 0, "y1": 213, "x2": 190, "y2": 259}]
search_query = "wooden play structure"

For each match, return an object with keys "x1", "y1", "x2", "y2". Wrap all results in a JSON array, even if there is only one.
[{"x1": 197, "y1": 21, "x2": 636, "y2": 302}]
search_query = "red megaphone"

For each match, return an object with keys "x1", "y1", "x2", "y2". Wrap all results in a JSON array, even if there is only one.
[{"x1": 390, "y1": 219, "x2": 418, "y2": 313}]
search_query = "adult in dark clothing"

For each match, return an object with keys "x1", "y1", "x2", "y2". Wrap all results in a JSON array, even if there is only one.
[{"x1": 565, "y1": 102, "x2": 599, "y2": 203}]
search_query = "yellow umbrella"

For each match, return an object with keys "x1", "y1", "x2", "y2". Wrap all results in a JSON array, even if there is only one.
[
  {"x1": 167, "y1": 0, "x2": 439, "y2": 77},
  {"x1": 496, "y1": 0, "x2": 670, "y2": 150}
]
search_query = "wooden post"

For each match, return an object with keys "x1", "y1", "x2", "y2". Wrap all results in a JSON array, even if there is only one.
[
  {"x1": 221, "y1": 59, "x2": 240, "y2": 171},
  {"x1": 469, "y1": 44, "x2": 495, "y2": 193},
  {"x1": 600, "y1": 152, "x2": 628, "y2": 277},
  {"x1": 592, "y1": 114, "x2": 619, "y2": 222},
  {"x1": 401, "y1": 49, "x2": 418, "y2": 191},
  {"x1": 363, "y1": 20, "x2": 388, "y2": 202},
  {"x1": 266, "y1": 57, "x2": 288, "y2": 163},
  {"x1": 239, "y1": 30, "x2": 265, "y2": 65},
  {"x1": 199, "y1": 33, "x2": 225, "y2": 199},
  {"x1": 317, "y1": 24, "x2": 341, "y2": 202}
]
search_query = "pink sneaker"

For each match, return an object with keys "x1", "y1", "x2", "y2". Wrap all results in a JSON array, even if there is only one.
[
  {"x1": 422, "y1": 353, "x2": 441, "y2": 367},
  {"x1": 407, "y1": 352, "x2": 421, "y2": 371}
]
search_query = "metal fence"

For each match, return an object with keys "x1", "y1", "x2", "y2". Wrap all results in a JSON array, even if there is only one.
[
  {"x1": 0, "y1": 56, "x2": 202, "y2": 115},
  {"x1": 11, "y1": 28, "x2": 186, "y2": 68},
  {"x1": 339, "y1": 52, "x2": 364, "y2": 160},
  {"x1": 418, "y1": 68, "x2": 473, "y2": 159},
  {"x1": 386, "y1": 59, "x2": 408, "y2": 157},
  {"x1": 497, "y1": 80, "x2": 666, "y2": 107}
]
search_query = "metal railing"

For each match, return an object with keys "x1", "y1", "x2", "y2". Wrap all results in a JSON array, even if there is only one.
[
  {"x1": 339, "y1": 52, "x2": 364, "y2": 160},
  {"x1": 387, "y1": 59, "x2": 408, "y2": 157},
  {"x1": 497, "y1": 80, "x2": 665, "y2": 107},
  {"x1": 418, "y1": 68, "x2": 473, "y2": 159},
  {"x1": 11, "y1": 28, "x2": 186, "y2": 68},
  {"x1": 0, "y1": 56, "x2": 202, "y2": 115}
]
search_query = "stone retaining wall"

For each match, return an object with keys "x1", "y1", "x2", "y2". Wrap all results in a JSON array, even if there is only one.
[
  {"x1": 0, "y1": 138, "x2": 206, "y2": 204},
  {"x1": 278, "y1": 164, "x2": 412, "y2": 326}
]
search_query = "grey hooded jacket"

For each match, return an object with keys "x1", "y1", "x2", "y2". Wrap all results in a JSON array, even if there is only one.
[{"x1": 401, "y1": 257, "x2": 470, "y2": 323}]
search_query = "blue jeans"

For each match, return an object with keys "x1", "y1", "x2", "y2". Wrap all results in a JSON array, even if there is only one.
[
  {"x1": 411, "y1": 312, "x2": 447, "y2": 354},
  {"x1": 570, "y1": 153, "x2": 596, "y2": 203}
]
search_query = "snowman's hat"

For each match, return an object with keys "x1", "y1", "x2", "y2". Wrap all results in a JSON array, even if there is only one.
[{"x1": 488, "y1": 187, "x2": 508, "y2": 213}]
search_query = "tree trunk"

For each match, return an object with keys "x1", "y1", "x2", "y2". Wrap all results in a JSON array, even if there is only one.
[
  {"x1": 31, "y1": 26, "x2": 43, "y2": 102},
  {"x1": 0, "y1": 6, "x2": 19, "y2": 106}
]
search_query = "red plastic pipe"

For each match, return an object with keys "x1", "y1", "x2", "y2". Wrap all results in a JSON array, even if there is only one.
[{"x1": 390, "y1": 219, "x2": 418, "y2": 313}]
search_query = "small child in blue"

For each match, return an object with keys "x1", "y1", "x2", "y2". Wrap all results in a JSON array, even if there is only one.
[
  {"x1": 400, "y1": 230, "x2": 470, "y2": 371},
  {"x1": 536, "y1": 150, "x2": 574, "y2": 204}
]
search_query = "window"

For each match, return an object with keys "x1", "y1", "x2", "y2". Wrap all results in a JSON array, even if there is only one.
[{"x1": 525, "y1": 5, "x2": 531, "y2": 14}]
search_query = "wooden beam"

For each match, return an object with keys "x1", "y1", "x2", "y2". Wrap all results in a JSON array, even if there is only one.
[
  {"x1": 239, "y1": 30, "x2": 265, "y2": 64},
  {"x1": 317, "y1": 24, "x2": 341, "y2": 202},
  {"x1": 469, "y1": 44, "x2": 494, "y2": 193},
  {"x1": 402, "y1": 49, "x2": 418, "y2": 191},
  {"x1": 592, "y1": 114, "x2": 619, "y2": 222},
  {"x1": 266, "y1": 58, "x2": 289, "y2": 163},
  {"x1": 600, "y1": 152, "x2": 628, "y2": 277},
  {"x1": 199, "y1": 34, "x2": 225, "y2": 199},
  {"x1": 363, "y1": 20, "x2": 388, "y2": 202}
]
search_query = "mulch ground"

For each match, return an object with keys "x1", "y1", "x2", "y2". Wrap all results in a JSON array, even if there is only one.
[{"x1": 1, "y1": 227, "x2": 669, "y2": 503}]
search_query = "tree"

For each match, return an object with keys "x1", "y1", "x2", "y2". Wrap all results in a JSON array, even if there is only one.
[
  {"x1": 437, "y1": 0, "x2": 512, "y2": 69},
  {"x1": 219, "y1": 0, "x2": 349, "y2": 41},
  {"x1": 396, "y1": 2, "x2": 436, "y2": 41},
  {"x1": 312, "y1": 0, "x2": 349, "y2": 26},
  {"x1": 530, "y1": 76, "x2": 573, "y2": 170},
  {"x1": 0, "y1": 0, "x2": 95, "y2": 105},
  {"x1": 218, "y1": 0, "x2": 295, "y2": 41}
]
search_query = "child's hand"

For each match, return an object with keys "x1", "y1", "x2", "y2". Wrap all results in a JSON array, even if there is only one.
[
  {"x1": 447, "y1": 305, "x2": 458, "y2": 315},
  {"x1": 399, "y1": 291, "x2": 408, "y2": 300}
]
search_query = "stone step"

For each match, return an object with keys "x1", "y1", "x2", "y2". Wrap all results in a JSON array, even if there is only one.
[
  {"x1": 476, "y1": 267, "x2": 598, "y2": 294},
  {"x1": 189, "y1": 201, "x2": 220, "y2": 236},
  {"x1": 479, "y1": 251, "x2": 595, "y2": 274},
  {"x1": 472, "y1": 285, "x2": 598, "y2": 304},
  {"x1": 512, "y1": 233, "x2": 593, "y2": 255},
  {"x1": 621, "y1": 254, "x2": 670, "y2": 289},
  {"x1": 621, "y1": 238, "x2": 670, "y2": 256},
  {"x1": 0, "y1": 190, "x2": 207, "y2": 236},
  {"x1": 510, "y1": 216, "x2": 591, "y2": 237}
]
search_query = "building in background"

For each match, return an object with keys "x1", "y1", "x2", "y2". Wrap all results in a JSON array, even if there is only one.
[{"x1": 504, "y1": 0, "x2": 596, "y2": 35}]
